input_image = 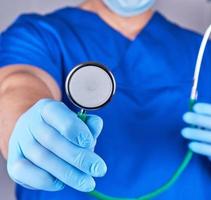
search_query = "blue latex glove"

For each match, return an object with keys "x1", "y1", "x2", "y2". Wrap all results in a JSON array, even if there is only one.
[
  {"x1": 182, "y1": 103, "x2": 211, "y2": 157},
  {"x1": 7, "y1": 99, "x2": 107, "y2": 192}
]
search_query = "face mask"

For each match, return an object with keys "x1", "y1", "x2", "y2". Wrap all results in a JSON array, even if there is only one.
[{"x1": 102, "y1": 0, "x2": 155, "y2": 17}]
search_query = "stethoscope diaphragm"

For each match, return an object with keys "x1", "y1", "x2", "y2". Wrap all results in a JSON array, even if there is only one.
[{"x1": 65, "y1": 62, "x2": 116, "y2": 110}]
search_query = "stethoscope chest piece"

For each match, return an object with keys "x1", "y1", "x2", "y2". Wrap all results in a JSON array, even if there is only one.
[{"x1": 65, "y1": 62, "x2": 116, "y2": 111}]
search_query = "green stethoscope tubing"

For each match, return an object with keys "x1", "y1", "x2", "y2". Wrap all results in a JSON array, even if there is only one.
[
  {"x1": 78, "y1": 100, "x2": 195, "y2": 200},
  {"x1": 89, "y1": 151, "x2": 193, "y2": 200},
  {"x1": 90, "y1": 151, "x2": 193, "y2": 200},
  {"x1": 76, "y1": 25, "x2": 211, "y2": 200}
]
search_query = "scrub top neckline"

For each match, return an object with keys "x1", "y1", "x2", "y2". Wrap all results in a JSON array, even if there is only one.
[{"x1": 64, "y1": 7, "x2": 160, "y2": 43}]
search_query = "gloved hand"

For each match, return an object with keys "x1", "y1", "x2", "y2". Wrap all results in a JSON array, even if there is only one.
[
  {"x1": 7, "y1": 99, "x2": 107, "y2": 192},
  {"x1": 182, "y1": 103, "x2": 211, "y2": 157}
]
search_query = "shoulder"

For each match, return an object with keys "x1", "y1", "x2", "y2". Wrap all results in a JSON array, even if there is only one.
[
  {"x1": 156, "y1": 12, "x2": 211, "y2": 59},
  {"x1": 156, "y1": 12, "x2": 204, "y2": 45},
  {"x1": 0, "y1": 7, "x2": 85, "y2": 53},
  {"x1": 3, "y1": 7, "x2": 82, "y2": 35},
  {"x1": 13, "y1": 7, "x2": 75, "y2": 21},
  {"x1": 159, "y1": 12, "x2": 211, "y2": 48}
]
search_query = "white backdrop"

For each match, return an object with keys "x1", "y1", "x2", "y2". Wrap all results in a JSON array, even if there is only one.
[{"x1": 0, "y1": 1, "x2": 211, "y2": 200}]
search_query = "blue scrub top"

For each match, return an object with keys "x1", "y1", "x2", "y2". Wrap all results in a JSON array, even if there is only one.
[{"x1": 1, "y1": 7, "x2": 211, "y2": 200}]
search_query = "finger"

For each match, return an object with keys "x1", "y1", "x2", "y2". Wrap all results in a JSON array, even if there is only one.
[
  {"x1": 183, "y1": 112, "x2": 211, "y2": 129},
  {"x1": 7, "y1": 158, "x2": 64, "y2": 191},
  {"x1": 7, "y1": 136, "x2": 64, "y2": 191},
  {"x1": 20, "y1": 139, "x2": 96, "y2": 192},
  {"x1": 29, "y1": 121, "x2": 107, "y2": 177},
  {"x1": 86, "y1": 115, "x2": 103, "y2": 139},
  {"x1": 189, "y1": 142, "x2": 211, "y2": 157},
  {"x1": 40, "y1": 100, "x2": 94, "y2": 148},
  {"x1": 193, "y1": 103, "x2": 211, "y2": 116},
  {"x1": 181, "y1": 128, "x2": 211, "y2": 143}
]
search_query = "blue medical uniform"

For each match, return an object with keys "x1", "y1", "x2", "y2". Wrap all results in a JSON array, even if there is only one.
[{"x1": 1, "y1": 7, "x2": 211, "y2": 200}]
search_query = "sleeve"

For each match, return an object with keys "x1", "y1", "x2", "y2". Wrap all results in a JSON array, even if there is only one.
[{"x1": 0, "y1": 14, "x2": 63, "y2": 88}]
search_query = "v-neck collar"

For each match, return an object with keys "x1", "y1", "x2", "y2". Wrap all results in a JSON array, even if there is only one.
[{"x1": 64, "y1": 7, "x2": 162, "y2": 43}]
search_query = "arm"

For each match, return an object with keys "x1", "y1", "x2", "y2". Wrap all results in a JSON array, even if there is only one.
[
  {"x1": 0, "y1": 15, "x2": 106, "y2": 192},
  {"x1": 0, "y1": 64, "x2": 106, "y2": 192},
  {"x1": 0, "y1": 64, "x2": 61, "y2": 158}
]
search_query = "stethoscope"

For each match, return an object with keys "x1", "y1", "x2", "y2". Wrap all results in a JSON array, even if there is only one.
[
  {"x1": 65, "y1": 25, "x2": 211, "y2": 200},
  {"x1": 65, "y1": 62, "x2": 116, "y2": 122}
]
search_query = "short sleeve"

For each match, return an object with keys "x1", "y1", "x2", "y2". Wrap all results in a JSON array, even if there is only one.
[{"x1": 0, "y1": 14, "x2": 63, "y2": 88}]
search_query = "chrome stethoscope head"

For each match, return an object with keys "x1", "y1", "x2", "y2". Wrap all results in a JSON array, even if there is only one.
[{"x1": 65, "y1": 62, "x2": 116, "y2": 111}]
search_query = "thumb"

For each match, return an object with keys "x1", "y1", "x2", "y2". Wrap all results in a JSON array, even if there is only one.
[{"x1": 86, "y1": 115, "x2": 103, "y2": 140}]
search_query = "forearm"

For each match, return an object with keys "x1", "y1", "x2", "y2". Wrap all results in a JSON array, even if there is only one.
[{"x1": 0, "y1": 65, "x2": 61, "y2": 158}]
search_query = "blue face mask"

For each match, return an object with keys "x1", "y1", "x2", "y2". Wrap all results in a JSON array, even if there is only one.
[{"x1": 102, "y1": 0, "x2": 155, "y2": 17}]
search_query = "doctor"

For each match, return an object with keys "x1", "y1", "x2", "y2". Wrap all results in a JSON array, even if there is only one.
[{"x1": 0, "y1": 0, "x2": 211, "y2": 199}]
